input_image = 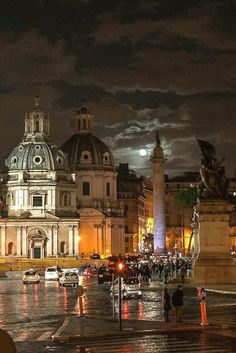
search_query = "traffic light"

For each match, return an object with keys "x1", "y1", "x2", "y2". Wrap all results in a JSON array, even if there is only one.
[{"x1": 116, "y1": 261, "x2": 125, "y2": 275}]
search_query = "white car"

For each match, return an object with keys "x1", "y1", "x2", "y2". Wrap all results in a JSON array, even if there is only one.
[
  {"x1": 45, "y1": 266, "x2": 61, "y2": 281},
  {"x1": 110, "y1": 277, "x2": 142, "y2": 299},
  {"x1": 23, "y1": 269, "x2": 40, "y2": 284},
  {"x1": 59, "y1": 271, "x2": 79, "y2": 287}
]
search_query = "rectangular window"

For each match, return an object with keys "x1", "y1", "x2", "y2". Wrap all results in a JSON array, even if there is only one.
[
  {"x1": 82, "y1": 181, "x2": 90, "y2": 196},
  {"x1": 125, "y1": 225, "x2": 129, "y2": 233},
  {"x1": 106, "y1": 182, "x2": 111, "y2": 196},
  {"x1": 33, "y1": 196, "x2": 43, "y2": 207}
]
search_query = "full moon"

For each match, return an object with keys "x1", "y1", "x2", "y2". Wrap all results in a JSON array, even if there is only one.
[{"x1": 139, "y1": 149, "x2": 147, "y2": 157}]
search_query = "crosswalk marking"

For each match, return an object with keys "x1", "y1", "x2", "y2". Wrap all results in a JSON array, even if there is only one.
[{"x1": 78, "y1": 336, "x2": 232, "y2": 353}]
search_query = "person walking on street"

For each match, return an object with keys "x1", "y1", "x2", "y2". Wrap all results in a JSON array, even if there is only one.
[
  {"x1": 180, "y1": 266, "x2": 186, "y2": 284},
  {"x1": 171, "y1": 285, "x2": 184, "y2": 322},
  {"x1": 163, "y1": 288, "x2": 171, "y2": 322}
]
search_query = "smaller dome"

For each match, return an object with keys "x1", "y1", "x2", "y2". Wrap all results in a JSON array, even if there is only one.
[
  {"x1": 5, "y1": 141, "x2": 69, "y2": 171},
  {"x1": 61, "y1": 133, "x2": 114, "y2": 171}
]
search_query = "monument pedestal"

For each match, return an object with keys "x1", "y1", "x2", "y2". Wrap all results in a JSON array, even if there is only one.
[{"x1": 193, "y1": 199, "x2": 236, "y2": 285}]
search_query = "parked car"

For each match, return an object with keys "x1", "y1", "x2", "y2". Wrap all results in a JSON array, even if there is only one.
[
  {"x1": 90, "y1": 253, "x2": 101, "y2": 260},
  {"x1": 59, "y1": 271, "x2": 79, "y2": 287},
  {"x1": 23, "y1": 269, "x2": 40, "y2": 284},
  {"x1": 110, "y1": 277, "x2": 142, "y2": 299},
  {"x1": 45, "y1": 266, "x2": 61, "y2": 281},
  {"x1": 83, "y1": 267, "x2": 98, "y2": 277}
]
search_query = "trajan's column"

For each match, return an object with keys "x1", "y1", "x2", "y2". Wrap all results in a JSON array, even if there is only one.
[{"x1": 151, "y1": 131, "x2": 166, "y2": 255}]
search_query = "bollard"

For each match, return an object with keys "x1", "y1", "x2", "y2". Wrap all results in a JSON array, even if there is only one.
[
  {"x1": 197, "y1": 287, "x2": 208, "y2": 326},
  {"x1": 79, "y1": 296, "x2": 84, "y2": 316}
]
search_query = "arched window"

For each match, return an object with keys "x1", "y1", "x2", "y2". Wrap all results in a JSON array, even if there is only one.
[
  {"x1": 82, "y1": 182, "x2": 90, "y2": 196},
  {"x1": 83, "y1": 118, "x2": 86, "y2": 129},
  {"x1": 8, "y1": 242, "x2": 14, "y2": 255},
  {"x1": 78, "y1": 119, "x2": 81, "y2": 130},
  {"x1": 106, "y1": 182, "x2": 111, "y2": 197},
  {"x1": 60, "y1": 241, "x2": 66, "y2": 253}
]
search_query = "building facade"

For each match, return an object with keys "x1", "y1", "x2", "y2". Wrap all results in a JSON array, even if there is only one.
[{"x1": 0, "y1": 98, "x2": 79, "y2": 259}]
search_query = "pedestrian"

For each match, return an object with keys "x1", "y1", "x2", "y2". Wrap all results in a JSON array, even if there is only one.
[
  {"x1": 180, "y1": 266, "x2": 186, "y2": 284},
  {"x1": 163, "y1": 266, "x2": 169, "y2": 284},
  {"x1": 171, "y1": 284, "x2": 184, "y2": 323},
  {"x1": 163, "y1": 288, "x2": 171, "y2": 322}
]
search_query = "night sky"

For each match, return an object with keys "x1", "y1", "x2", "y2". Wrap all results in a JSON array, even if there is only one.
[{"x1": 0, "y1": 0, "x2": 236, "y2": 178}]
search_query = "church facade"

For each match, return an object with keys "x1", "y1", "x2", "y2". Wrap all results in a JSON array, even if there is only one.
[{"x1": 0, "y1": 99, "x2": 124, "y2": 259}]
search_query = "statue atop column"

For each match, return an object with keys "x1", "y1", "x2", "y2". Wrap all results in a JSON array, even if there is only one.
[{"x1": 196, "y1": 139, "x2": 229, "y2": 199}]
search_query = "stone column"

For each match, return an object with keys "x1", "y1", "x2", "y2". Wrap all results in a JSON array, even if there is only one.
[
  {"x1": 16, "y1": 227, "x2": 22, "y2": 256},
  {"x1": 1, "y1": 226, "x2": 6, "y2": 256},
  {"x1": 74, "y1": 225, "x2": 79, "y2": 255},
  {"x1": 47, "y1": 227, "x2": 53, "y2": 256},
  {"x1": 22, "y1": 227, "x2": 27, "y2": 256},
  {"x1": 53, "y1": 226, "x2": 58, "y2": 256},
  {"x1": 193, "y1": 199, "x2": 236, "y2": 284},
  {"x1": 151, "y1": 131, "x2": 166, "y2": 255},
  {"x1": 68, "y1": 226, "x2": 73, "y2": 255}
]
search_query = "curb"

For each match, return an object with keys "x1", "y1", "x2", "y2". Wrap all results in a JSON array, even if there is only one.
[{"x1": 52, "y1": 322, "x2": 222, "y2": 342}]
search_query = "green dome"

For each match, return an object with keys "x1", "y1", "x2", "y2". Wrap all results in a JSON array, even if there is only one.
[{"x1": 5, "y1": 141, "x2": 69, "y2": 171}]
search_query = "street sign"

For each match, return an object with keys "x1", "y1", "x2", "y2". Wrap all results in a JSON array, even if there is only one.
[{"x1": 76, "y1": 285, "x2": 85, "y2": 297}]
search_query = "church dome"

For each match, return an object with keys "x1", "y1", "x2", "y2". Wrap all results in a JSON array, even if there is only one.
[
  {"x1": 5, "y1": 141, "x2": 69, "y2": 171},
  {"x1": 61, "y1": 104, "x2": 114, "y2": 171},
  {"x1": 61, "y1": 133, "x2": 114, "y2": 170},
  {"x1": 5, "y1": 97, "x2": 69, "y2": 172}
]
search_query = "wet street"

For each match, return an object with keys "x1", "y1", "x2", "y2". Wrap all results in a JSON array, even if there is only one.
[{"x1": 0, "y1": 276, "x2": 236, "y2": 352}]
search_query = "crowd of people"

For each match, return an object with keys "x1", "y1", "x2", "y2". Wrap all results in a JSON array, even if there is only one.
[{"x1": 129, "y1": 255, "x2": 192, "y2": 285}]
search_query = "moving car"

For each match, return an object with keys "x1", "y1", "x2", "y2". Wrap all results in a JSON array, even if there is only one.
[
  {"x1": 59, "y1": 271, "x2": 79, "y2": 287},
  {"x1": 45, "y1": 266, "x2": 61, "y2": 281},
  {"x1": 98, "y1": 266, "x2": 115, "y2": 284},
  {"x1": 110, "y1": 277, "x2": 142, "y2": 299},
  {"x1": 23, "y1": 269, "x2": 40, "y2": 284}
]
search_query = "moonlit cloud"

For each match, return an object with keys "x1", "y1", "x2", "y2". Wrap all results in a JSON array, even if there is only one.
[{"x1": 0, "y1": 1, "x2": 235, "y2": 177}]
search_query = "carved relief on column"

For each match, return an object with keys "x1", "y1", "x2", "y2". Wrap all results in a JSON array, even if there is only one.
[
  {"x1": 16, "y1": 226, "x2": 22, "y2": 256},
  {"x1": 1, "y1": 226, "x2": 6, "y2": 256}
]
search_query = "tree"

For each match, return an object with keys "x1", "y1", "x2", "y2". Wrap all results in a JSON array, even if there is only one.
[{"x1": 175, "y1": 187, "x2": 198, "y2": 254}]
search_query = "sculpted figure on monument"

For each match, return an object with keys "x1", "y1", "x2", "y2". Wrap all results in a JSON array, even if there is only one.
[{"x1": 196, "y1": 139, "x2": 229, "y2": 199}]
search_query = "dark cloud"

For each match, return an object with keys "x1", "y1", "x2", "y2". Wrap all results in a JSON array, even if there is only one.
[{"x1": 0, "y1": 0, "x2": 235, "y2": 178}]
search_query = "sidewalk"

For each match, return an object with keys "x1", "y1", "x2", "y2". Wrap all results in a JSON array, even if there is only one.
[{"x1": 52, "y1": 315, "x2": 223, "y2": 342}]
